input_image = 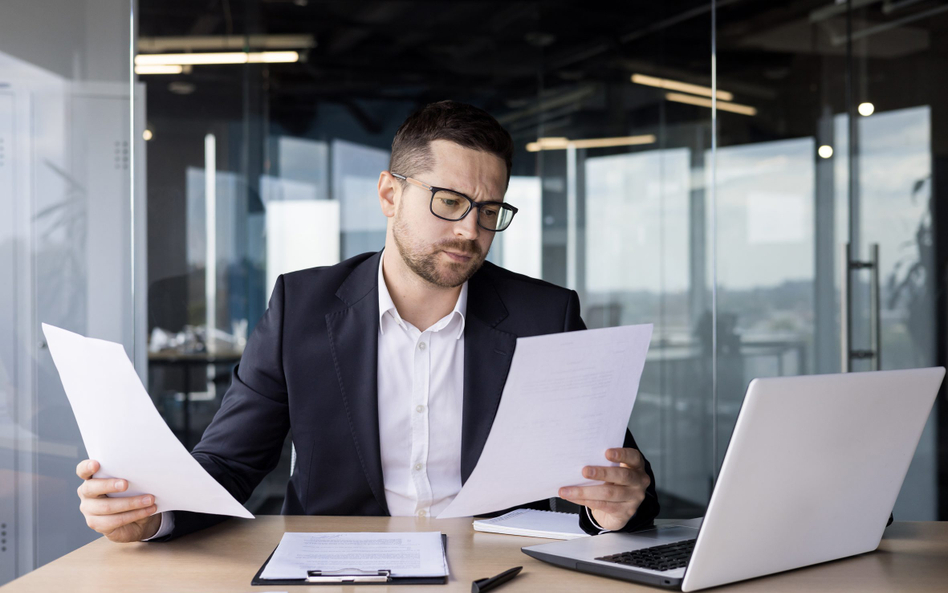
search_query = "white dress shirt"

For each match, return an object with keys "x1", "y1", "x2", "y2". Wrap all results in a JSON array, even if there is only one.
[
  {"x1": 376, "y1": 254, "x2": 467, "y2": 518},
  {"x1": 146, "y1": 255, "x2": 467, "y2": 539}
]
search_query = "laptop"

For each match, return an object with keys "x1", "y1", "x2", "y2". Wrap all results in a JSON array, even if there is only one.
[{"x1": 522, "y1": 367, "x2": 945, "y2": 591}]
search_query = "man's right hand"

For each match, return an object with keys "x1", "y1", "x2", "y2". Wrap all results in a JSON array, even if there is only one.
[{"x1": 76, "y1": 459, "x2": 161, "y2": 543}]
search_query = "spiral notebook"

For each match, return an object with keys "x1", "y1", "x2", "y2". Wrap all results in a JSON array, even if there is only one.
[{"x1": 472, "y1": 509, "x2": 590, "y2": 540}]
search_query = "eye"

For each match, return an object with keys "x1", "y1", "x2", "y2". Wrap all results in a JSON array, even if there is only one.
[
  {"x1": 481, "y1": 207, "x2": 499, "y2": 218},
  {"x1": 439, "y1": 198, "x2": 461, "y2": 208}
]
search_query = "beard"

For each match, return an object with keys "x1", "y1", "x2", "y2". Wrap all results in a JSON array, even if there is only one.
[{"x1": 392, "y1": 216, "x2": 486, "y2": 288}]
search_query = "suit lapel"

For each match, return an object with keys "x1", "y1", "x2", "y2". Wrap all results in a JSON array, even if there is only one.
[
  {"x1": 461, "y1": 265, "x2": 517, "y2": 483},
  {"x1": 325, "y1": 252, "x2": 389, "y2": 515}
]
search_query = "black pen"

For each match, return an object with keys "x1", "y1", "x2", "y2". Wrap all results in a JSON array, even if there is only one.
[{"x1": 472, "y1": 566, "x2": 523, "y2": 593}]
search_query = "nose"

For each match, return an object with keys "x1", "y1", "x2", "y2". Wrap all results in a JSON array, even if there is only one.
[{"x1": 453, "y1": 209, "x2": 480, "y2": 241}]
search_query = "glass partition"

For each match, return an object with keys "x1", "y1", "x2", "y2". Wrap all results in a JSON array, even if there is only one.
[
  {"x1": 136, "y1": 0, "x2": 717, "y2": 519},
  {"x1": 715, "y1": 0, "x2": 944, "y2": 519},
  {"x1": 0, "y1": 0, "x2": 140, "y2": 584}
]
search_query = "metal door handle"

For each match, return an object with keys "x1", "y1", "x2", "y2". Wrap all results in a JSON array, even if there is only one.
[
  {"x1": 840, "y1": 243, "x2": 850, "y2": 372},
  {"x1": 869, "y1": 244, "x2": 881, "y2": 371},
  {"x1": 840, "y1": 242, "x2": 881, "y2": 372}
]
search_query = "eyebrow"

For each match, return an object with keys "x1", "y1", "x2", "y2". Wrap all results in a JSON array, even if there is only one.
[
  {"x1": 398, "y1": 173, "x2": 502, "y2": 203},
  {"x1": 437, "y1": 184, "x2": 503, "y2": 204}
]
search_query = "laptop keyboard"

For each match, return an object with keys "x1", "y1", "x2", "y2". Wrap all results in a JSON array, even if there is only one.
[{"x1": 596, "y1": 538, "x2": 696, "y2": 572}]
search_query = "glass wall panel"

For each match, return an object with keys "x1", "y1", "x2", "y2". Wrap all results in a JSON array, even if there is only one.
[
  {"x1": 138, "y1": 0, "x2": 716, "y2": 520},
  {"x1": 0, "y1": 0, "x2": 139, "y2": 585},
  {"x1": 710, "y1": 138, "x2": 816, "y2": 457},
  {"x1": 528, "y1": 1, "x2": 715, "y2": 518},
  {"x1": 715, "y1": 1, "x2": 946, "y2": 519},
  {"x1": 848, "y1": 0, "x2": 942, "y2": 515}
]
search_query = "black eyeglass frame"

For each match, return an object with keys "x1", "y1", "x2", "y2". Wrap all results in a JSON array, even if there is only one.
[{"x1": 390, "y1": 172, "x2": 518, "y2": 232}]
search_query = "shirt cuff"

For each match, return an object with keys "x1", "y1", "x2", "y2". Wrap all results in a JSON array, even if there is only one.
[
  {"x1": 584, "y1": 507, "x2": 614, "y2": 535},
  {"x1": 142, "y1": 511, "x2": 174, "y2": 541}
]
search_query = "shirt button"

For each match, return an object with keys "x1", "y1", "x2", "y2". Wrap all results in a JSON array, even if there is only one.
[
  {"x1": 415, "y1": 404, "x2": 424, "y2": 413},
  {"x1": 414, "y1": 463, "x2": 423, "y2": 471},
  {"x1": 417, "y1": 510, "x2": 427, "y2": 518},
  {"x1": 418, "y1": 342, "x2": 427, "y2": 350}
]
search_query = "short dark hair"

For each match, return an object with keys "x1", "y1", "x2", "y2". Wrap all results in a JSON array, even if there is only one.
[{"x1": 389, "y1": 100, "x2": 513, "y2": 186}]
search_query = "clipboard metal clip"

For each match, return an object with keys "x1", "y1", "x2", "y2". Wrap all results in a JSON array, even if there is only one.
[{"x1": 306, "y1": 568, "x2": 392, "y2": 583}]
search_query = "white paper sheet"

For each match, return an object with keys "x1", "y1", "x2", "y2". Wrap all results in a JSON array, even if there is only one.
[
  {"x1": 42, "y1": 323, "x2": 253, "y2": 519},
  {"x1": 438, "y1": 324, "x2": 652, "y2": 519},
  {"x1": 259, "y1": 532, "x2": 448, "y2": 580}
]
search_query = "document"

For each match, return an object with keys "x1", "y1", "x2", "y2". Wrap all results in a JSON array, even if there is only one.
[
  {"x1": 42, "y1": 323, "x2": 253, "y2": 519},
  {"x1": 259, "y1": 532, "x2": 448, "y2": 580},
  {"x1": 438, "y1": 324, "x2": 652, "y2": 519}
]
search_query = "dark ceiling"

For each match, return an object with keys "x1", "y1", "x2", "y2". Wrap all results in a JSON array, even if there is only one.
[{"x1": 138, "y1": 0, "x2": 948, "y2": 148}]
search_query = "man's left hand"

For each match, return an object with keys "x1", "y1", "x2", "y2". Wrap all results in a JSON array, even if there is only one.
[{"x1": 558, "y1": 448, "x2": 650, "y2": 531}]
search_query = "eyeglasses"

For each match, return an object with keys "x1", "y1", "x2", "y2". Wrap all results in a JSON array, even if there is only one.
[{"x1": 391, "y1": 173, "x2": 518, "y2": 232}]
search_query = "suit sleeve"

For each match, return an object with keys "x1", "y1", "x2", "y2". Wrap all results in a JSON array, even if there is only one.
[
  {"x1": 152, "y1": 276, "x2": 291, "y2": 541},
  {"x1": 564, "y1": 289, "x2": 587, "y2": 332},
  {"x1": 563, "y1": 290, "x2": 661, "y2": 535}
]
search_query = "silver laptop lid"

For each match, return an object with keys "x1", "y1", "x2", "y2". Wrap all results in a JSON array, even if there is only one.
[{"x1": 682, "y1": 367, "x2": 945, "y2": 592}]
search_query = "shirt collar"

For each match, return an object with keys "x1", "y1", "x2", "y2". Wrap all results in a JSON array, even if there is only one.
[{"x1": 377, "y1": 250, "x2": 467, "y2": 340}]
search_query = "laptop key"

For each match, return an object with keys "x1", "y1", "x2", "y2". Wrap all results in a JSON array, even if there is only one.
[{"x1": 596, "y1": 539, "x2": 697, "y2": 572}]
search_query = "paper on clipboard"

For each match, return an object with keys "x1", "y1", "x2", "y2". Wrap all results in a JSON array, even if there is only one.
[{"x1": 259, "y1": 532, "x2": 448, "y2": 581}]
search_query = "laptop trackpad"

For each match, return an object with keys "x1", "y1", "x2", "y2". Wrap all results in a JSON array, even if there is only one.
[
  {"x1": 594, "y1": 526, "x2": 698, "y2": 551},
  {"x1": 524, "y1": 525, "x2": 699, "y2": 561}
]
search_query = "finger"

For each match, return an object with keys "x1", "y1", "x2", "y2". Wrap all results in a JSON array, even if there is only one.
[
  {"x1": 583, "y1": 465, "x2": 651, "y2": 490},
  {"x1": 606, "y1": 448, "x2": 644, "y2": 470},
  {"x1": 86, "y1": 505, "x2": 157, "y2": 534},
  {"x1": 560, "y1": 484, "x2": 640, "y2": 503},
  {"x1": 582, "y1": 465, "x2": 638, "y2": 486},
  {"x1": 81, "y1": 494, "x2": 154, "y2": 517},
  {"x1": 76, "y1": 459, "x2": 99, "y2": 480},
  {"x1": 573, "y1": 498, "x2": 640, "y2": 516},
  {"x1": 79, "y1": 478, "x2": 128, "y2": 499}
]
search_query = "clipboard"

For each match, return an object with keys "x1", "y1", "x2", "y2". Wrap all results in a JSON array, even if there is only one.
[{"x1": 251, "y1": 534, "x2": 448, "y2": 586}]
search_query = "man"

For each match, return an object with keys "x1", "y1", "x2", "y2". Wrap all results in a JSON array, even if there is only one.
[{"x1": 76, "y1": 100, "x2": 659, "y2": 542}]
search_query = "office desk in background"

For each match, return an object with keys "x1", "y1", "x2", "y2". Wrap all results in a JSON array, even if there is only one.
[
  {"x1": 1, "y1": 517, "x2": 946, "y2": 592},
  {"x1": 148, "y1": 350, "x2": 243, "y2": 448}
]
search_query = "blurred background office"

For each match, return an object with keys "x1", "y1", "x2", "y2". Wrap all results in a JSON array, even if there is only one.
[{"x1": 2, "y1": 0, "x2": 948, "y2": 584}]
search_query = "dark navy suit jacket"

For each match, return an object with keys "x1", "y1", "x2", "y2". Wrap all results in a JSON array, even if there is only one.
[{"x1": 160, "y1": 251, "x2": 659, "y2": 540}]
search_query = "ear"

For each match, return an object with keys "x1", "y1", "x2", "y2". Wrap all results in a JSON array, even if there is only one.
[{"x1": 378, "y1": 171, "x2": 398, "y2": 219}]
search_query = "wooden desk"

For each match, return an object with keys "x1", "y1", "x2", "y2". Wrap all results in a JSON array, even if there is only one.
[{"x1": 2, "y1": 517, "x2": 946, "y2": 592}]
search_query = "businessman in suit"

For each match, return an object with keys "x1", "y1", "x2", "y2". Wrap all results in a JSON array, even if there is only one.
[{"x1": 75, "y1": 100, "x2": 659, "y2": 542}]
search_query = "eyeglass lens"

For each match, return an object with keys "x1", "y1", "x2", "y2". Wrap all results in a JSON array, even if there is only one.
[{"x1": 431, "y1": 190, "x2": 513, "y2": 231}]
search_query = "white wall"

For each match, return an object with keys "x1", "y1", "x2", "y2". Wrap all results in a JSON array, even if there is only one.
[
  {"x1": 266, "y1": 200, "x2": 341, "y2": 292},
  {"x1": 499, "y1": 176, "x2": 542, "y2": 279}
]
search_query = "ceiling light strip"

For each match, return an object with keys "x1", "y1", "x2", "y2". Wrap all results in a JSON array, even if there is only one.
[
  {"x1": 526, "y1": 134, "x2": 656, "y2": 152},
  {"x1": 571, "y1": 135, "x2": 657, "y2": 149},
  {"x1": 138, "y1": 34, "x2": 315, "y2": 53},
  {"x1": 134, "y1": 64, "x2": 184, "y2": 75},
  {"x1": 632, "y1": 73, "x2": 733, "y2": 101},
  {"x1": 665, "y1": 92, "x2": 757, "y2": 116},
  {"x1": 134, "y1": 51, "x2": 300, "y2": 66}
]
